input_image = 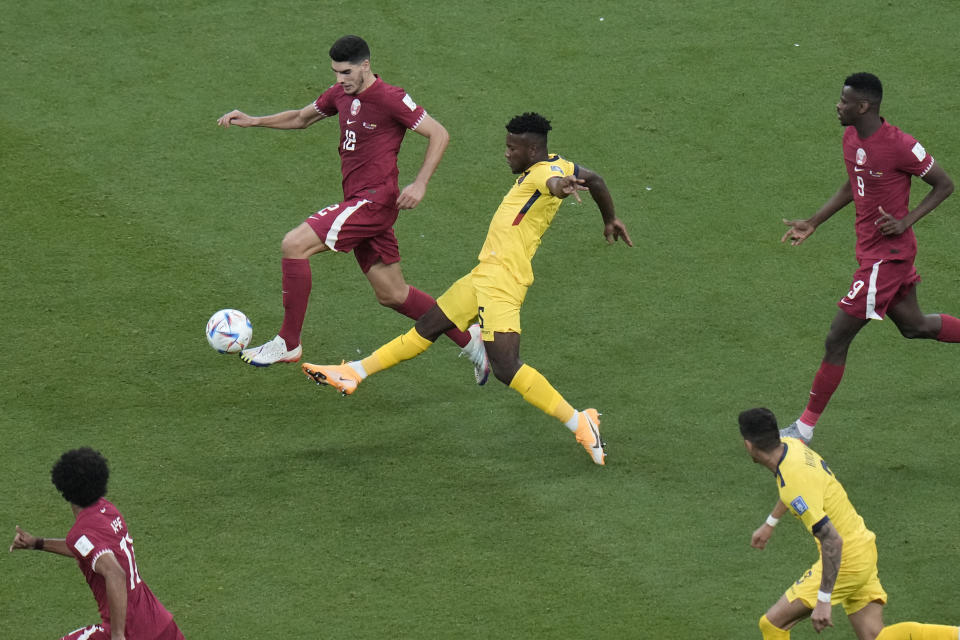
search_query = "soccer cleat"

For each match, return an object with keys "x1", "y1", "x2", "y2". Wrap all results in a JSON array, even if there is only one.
[
  {"x1": 302, "y1": 361, "x2": 360, "y2": 396},
  {"x1": 239, "y1": 335, "x2": 302, "y2": 367},
  {"x1": 575, "y1": 408, "x2": 606, "y2": 465},
  {"x1": 779, "y1": 420, "x2": 812, "y2": 445},
  {"x1": 459, "y1": 323, "x2": 491, "y2": 385}
]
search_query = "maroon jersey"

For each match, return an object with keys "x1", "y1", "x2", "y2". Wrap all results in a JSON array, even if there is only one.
[
  {"x1": 66, "y1": 498, "x2": 176, "y2": 639},
  {"x1": 843, "y1": 120, "x2": 935, "y2": 262},
  {"x1": 314, "y1": 76, "x2": 427, "y2": 207}
]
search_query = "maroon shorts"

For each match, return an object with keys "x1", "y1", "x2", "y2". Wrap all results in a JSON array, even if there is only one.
[
  {"x1": 837, "y1": 259, "x2": 920, "y2": 320},
  {"x1": 60, "y1": 620, "x2": 184, "y2": 640},
  {"x1": 306, "y1": 197, "x2": 401, "y2": 273}
]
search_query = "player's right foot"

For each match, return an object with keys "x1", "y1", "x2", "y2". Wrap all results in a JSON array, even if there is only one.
[
  {"x1": 239, "y1": 335, "x2": 302, "y2": 367},
  {"x1": 779, "y1": 420, "x2": 812, "y2": 445},
  {"x1": 460, "y1": 323, "x2": 491, "y2": 385},
  {"x1": 302, "y1": 361, "x2": 360, "y2": 396},
  {"x1": 575, "y1": 408, "x2": 606, "y2": 466}
]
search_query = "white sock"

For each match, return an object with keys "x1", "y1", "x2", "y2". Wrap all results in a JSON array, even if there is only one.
[
  {"x1": 565, "y1": 411, "x2": 580, "y2": 432},
  {"x1": 347, "y1": 361, "x2": 367, "y2": 380}
]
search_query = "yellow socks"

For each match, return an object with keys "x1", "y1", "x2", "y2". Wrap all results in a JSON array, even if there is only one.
[
  {"x1": 360, "y1": 328, "x2": 433, "y2": 375},
  {"x1": 758, "y1": 614, "x2": 790, "y2": 639},
  {"x1": 878, "y1": 622, "x2": 959, "y2": 640},
  {"x1": 508, "y1": 364, "x2": 576, "y2": 423}
]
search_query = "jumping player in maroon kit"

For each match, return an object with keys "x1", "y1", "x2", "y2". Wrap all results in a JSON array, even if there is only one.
[
  {"x1": 9, "y1": 448, "x2": 185, "y2": 640},
  {"x1": 218, "y1": 35, "x2": 489, "y2": 383},
  {"x1": 781, "y1": 73, "x2": 958, "y2": 443}
]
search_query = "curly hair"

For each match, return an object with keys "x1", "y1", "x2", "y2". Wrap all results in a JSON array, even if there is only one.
[
  {"x1": 329, "y1": 35, "x2": 370, "y2": 64},
  {"x1": 505, "y1": 112, "x2": 552, "y2": 137},
  {"x1": 51, "y1": 447, "x2": 109, "y2": 508},
  {"x1": 844, "y1": 72, "x2": 883, "y2": 105},
  {"x1": 738, "y1": 408, "x2": 781, "y2": 452}
]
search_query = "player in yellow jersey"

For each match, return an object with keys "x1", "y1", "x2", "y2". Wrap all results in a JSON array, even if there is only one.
[
  {"x1": 302, "y1": 112, "x2": 632, "y2": 465},
  {"x1": 739, "y1": 408, "x2": 958, "y2": 639}
]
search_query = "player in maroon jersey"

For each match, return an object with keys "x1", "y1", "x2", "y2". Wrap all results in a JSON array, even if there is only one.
[
  {"x1": 217, "y1": 35, "x2": 489, "y2": 383},
  {"x1": 9, "y1": 448, "x2": 184, "y2": 640},
  {"x1": 781, "y1": 73, "x2": 959, "y2": 443}
]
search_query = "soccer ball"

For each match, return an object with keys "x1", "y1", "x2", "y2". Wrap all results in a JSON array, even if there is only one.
[{"x1": 205, "y1": 309, "x2": 253, "y2": 353}]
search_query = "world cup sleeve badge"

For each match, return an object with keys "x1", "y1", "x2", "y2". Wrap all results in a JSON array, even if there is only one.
[{"x1": 790, "y1": 496, "x2": 809, "y2": 515}]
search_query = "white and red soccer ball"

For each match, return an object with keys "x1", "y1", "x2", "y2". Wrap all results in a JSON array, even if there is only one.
[{"x1": 205, "y1": 309, "x2": 253, "y2": 353}]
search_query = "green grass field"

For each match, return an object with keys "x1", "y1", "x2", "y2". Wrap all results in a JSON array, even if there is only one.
[{"x1": 4, "y1": 1, "x2": 960, "y2": 638}]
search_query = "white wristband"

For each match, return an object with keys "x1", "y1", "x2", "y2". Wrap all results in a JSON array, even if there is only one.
[
  {"x1": 817, "y1": 590, "x2": 832, "y2": 603},
  {"x1": 765, "y1": 514, "x2": 779, "y2": 527}
]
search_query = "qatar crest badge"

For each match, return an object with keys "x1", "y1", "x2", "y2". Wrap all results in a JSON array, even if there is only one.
[{"x1": 350, "y1": 99, "x2": 361, "y2": 116}]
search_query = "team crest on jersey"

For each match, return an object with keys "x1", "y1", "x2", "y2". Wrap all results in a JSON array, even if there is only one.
[
  {"x1": 550, "y1": 165, "x2": 563, "y2": 173},
  {"x1": 856, "y1": 148, "x2": 866, "y2": 166},
  {"x1": 74, "y1": 534, "x2": 95, "y2": 557},
  {"x1": 350, "y1": 99, "x2": 361, "y2": 116},
  {"x1": 790, "y1": 496, "x2": 809, "y2": 515},
  {"x1": 912, "y1": 142, "x2": 927, "y2": 161}
]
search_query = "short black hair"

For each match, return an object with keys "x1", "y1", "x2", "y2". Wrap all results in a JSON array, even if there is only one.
[
  {"x1": 738, "y1": 408, "x2": 781, "y2": 452},
  {"x1": 844, "y1": 72, "x2": 883, "y2": 105},
  {"x1": 51, "y1": 447, "x2": 109, "y2": 508},
  {"x1": 506, "y1": 112, "x2": 552, "y2": 137},
  {"x1": 329, "y1": 35, "x2": 370, "y2": 64}
]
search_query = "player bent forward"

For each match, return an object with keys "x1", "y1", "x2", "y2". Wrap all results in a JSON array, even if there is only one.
[
  {"x1": 302, "y1": 112, "x2": 632, "y2": 465},
  {"x1": 10, "y1": 448, "x2": 185, "y2": 640},
  {"x1": 739, "y1": 408, "x2": 957, "y2": 640}
]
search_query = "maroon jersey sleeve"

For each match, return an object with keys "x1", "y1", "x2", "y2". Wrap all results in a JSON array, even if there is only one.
[
  {"x1": 314, "y1": 85, "x2": 339, "y2": 117},
  {"x1": 894, "y1": 132, "x2": 935, "y2": 177},
  {"x1": 380, "y1": 84, "x2": 427, "y2": 130}
]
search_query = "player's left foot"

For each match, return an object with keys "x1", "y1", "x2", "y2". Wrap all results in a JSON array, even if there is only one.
[
  {"x1": 459, "y1": 323, "x2": 491, "y2": 386},
  {"x1": 779, "y1": 420, "x2": 812, "y2": 445},
  {"x1": 302, "y1": 361, "x2": 360, "y2": 396},
  {"x1": 575, "y1": 408, "x2": 606, "y2": 465}
]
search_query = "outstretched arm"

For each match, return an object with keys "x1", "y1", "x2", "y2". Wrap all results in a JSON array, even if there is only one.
[
  {"x1": 781, "y1": 180, "x2": 853, "y2": 246},
  {"x1": 876, "y1": 162, "x2": 954, "y2": 235},
  {"x1": 9, "y1": 525, "x2": 73, "y2": 557},
  {"x1": 217, "y1": 103, "x2": 326, "y2": 129},
  {"x1": 397, "y1": 114, "x2": 450, "y2": 210},
  {"x1": 547, "y1": 166, "x2": 633, "y2": 246}
]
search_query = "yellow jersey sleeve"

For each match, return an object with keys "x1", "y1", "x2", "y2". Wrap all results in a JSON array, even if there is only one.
[{"x1": 776, "y1": 439, "x2": 830, "y2": 535}]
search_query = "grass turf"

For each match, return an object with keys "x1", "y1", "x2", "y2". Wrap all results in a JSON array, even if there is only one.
[{"x1": 3, "y1": 1, "x2": 960, "y2": 638}]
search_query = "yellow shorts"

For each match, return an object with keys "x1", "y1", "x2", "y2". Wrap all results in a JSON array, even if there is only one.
[
  {"x1": 436, "y1": 263, "x2": 528, "y2": 340},
  {"x1": 785, "y1": 539, "x2": 887, "y2": 615}
]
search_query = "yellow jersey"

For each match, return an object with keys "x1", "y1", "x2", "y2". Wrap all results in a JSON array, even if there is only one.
[
  {"x1": 477, "y1": 155, "x2": 577, "y2": 287},
  {"x1": 776, "y1": 438, "x2": 876, "y2": 557}
]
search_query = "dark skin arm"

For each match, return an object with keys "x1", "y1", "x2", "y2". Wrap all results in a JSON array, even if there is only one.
[
  {"x1": 546, "y1": 167, "x2": 633, "y2": 246},
  {"x1": 875, "y1": 162, "x2": 954, "y2": 235}
]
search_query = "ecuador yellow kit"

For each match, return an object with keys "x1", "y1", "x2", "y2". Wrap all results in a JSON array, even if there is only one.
[
  {"x1": 777, "y1": 437, "x2": 887, "y2": 614},
  {"x1": 438, "y1": 155, "x2": 577, "y2": 338},
  {"x1": 477, "y1": 155, "x2": 577, "y2": 287}
]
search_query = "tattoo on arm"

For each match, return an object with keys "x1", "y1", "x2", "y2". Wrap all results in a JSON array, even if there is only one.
[{"x1": 815, "y1": 522, "x2": 843, "y2": 592}]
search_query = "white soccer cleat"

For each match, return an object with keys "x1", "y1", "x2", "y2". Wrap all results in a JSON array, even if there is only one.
[
  {"x1": 779, "y1": 420, "x2": 812, "y2": 445},
  {"x1": 460, "y1": 323, "x2": 491, "y2": 385},
  {"x1": 239, "y1": 335, "x2": 302, "y2": 367}
]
